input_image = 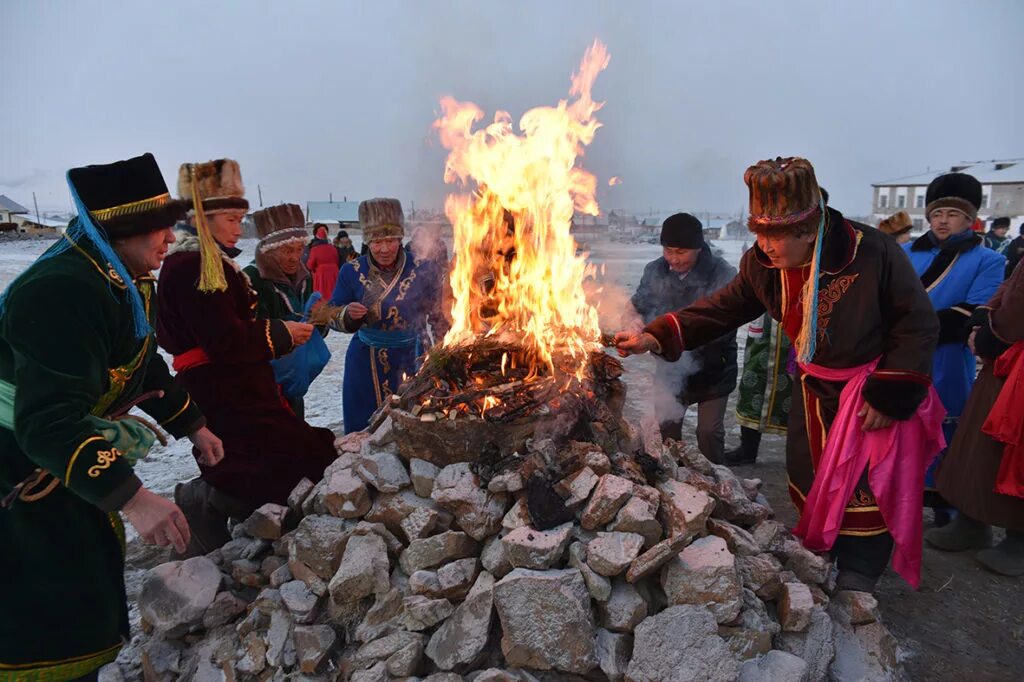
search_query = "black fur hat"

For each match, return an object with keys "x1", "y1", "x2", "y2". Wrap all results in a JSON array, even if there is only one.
[
  {"x1": 660, "y1": 213, "x2": 705, "y2": 249},
  {"x1": 925, "y1": 172, "x2": 981, "y2": 221}
]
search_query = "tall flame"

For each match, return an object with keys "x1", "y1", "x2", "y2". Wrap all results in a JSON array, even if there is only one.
[{"x1": 434, "y1": 40, "x2": 610, "y2": 378}]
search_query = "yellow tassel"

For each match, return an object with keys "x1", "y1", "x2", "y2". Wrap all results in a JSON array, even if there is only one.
[{"x1": 189, "y1": 167, "x2": 228, "y2": 293}]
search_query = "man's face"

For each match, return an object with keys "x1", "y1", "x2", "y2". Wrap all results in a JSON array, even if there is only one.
[
  {"x1": 270, "y1": 242, "x2": 303, "y2": 275},
  {"x1": 114, "y1": 226, "x2": 176, "y2": 275},
  {"x1": 206, "y1": 211, "x2": 245, "y2": 249},
  {"x1": 993, "y1": 226, "x2": 1009, "y2": 238},
  {"x1": 662, "y1": 246, "x2": 701, "y2": 273},
  {"x1": 928, "y1": 208, "x2": 972, "y2": 241},
  {"x1": 369, "y1": 237, "x2": 402, "y2": 267},
  {"x1": 339, "y1": 237, "x2": 352, "y2": 248},
  {"x1": 756, "y1": 231, "x2": 817, "y2": 269}
]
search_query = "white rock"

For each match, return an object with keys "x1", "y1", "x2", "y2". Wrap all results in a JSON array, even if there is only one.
[
  {"x1": 329, "y1": 533, "x2": 391, "y2": 604},
  {"x1": 356, "y1": 443, "x2": 412, "y2": 493},
  {"x1": 595, "y1": 628, "x2": 632, "y2": 682},
  {"x1": 568, "y1": 540, "x2": 612, "y2": 601},
  {"x1": 778, "y1": 582, "x2": 815, "y2": 632},
  {"x1": 410, "y1": 458, "x2": 441, "y2": 498},
  {"x1": 432, "y1": 462, "x2": 508, "y2": 541},
  {"x1": 657, "y1": 479, "x2": 714, "y2": 540},
  {"x1": 661, "y1": 535, "x2": 742, "y2": 624},
  {"x1": 502, "y1": 523, "x2": 574, "y2": 570},
  {"x1": 426, "y1": 571, "x2": 495, "y2": 671},
  {"x1": 587, "y1": 531, "x2": 645, "y2": 577},
  {"x1": 581, "y1": 474, "x2": 634, "y2": 530},
  {"x1": 399, "y1": 531, "x2": 478, "y2": 574},
  {"x1": 322, "y1": 468, "x2": 372, "y2": 519},
  {"x1": 139, "y1": 556, "x2": 221, "y2": 633},
  {"x1": 281, "y1": 579, "x2": 320, "y2": 624},
  {"x1": 738, "y1": 650, "x2": 809, "y2": 682},
  {"x1": 626, "y1": 605, "x2": 739, "y2": 682},
  {"x1": 598, "y1": 578, "x2": 648, "y2": 633}
]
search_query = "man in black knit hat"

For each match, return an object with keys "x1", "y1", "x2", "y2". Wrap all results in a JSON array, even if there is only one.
[{"x1": 630, "y1": 213, "x2": 738, "y2": 462}]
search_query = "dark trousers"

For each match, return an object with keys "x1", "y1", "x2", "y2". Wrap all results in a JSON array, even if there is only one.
[
  {"x1": 660, "y1": 395, "x2": 729, "y2": 464},
  {"x1": 174, "y1": 478, "x2": 259, "y2": 558},
  {"x1": 833, "y1": 532, "x2": 894, "y2": 579}
]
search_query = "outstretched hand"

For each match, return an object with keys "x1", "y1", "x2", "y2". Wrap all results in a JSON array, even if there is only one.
[
  {"x1": 189, "y1": 426, "x2": 224, "y2": 467},
  {"x1": 857, "y1": 401, "x2": 894, "y2": 431},
  {"x1": 122, "y1": 487, "x2": 190, "y2": 554},
  {"x1": 613, "y1": 331, "x2": 659, "y2": 357}
]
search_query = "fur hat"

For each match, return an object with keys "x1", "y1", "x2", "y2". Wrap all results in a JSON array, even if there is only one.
[
  {"x1": 878, "y1": 211, "x2": 913, "y2": 238},
  {"x1": 925, "y1": 172, "x2": 981, "y2": 222},
  {"x1": 177, "y1": 159, "x2": 248, "y2": 214},
  {"x1": 359, "y1": 198, "x2": 405, "y2": 242},
  {"x1": 660, "y1": 213, "x2": 705, "y2": 249},
  {"x1": 744, "y1": 157, "x2": 823, "y2": 235},
  {"x1": 252, "y1": 203, "x2": 307, "y2": 253},
  {"x1": 991, "y1": 216, "x2": 1011, "y2": 230},
  {"x1": 68, "y1": 153, "x2": 187, "y2": 237}
]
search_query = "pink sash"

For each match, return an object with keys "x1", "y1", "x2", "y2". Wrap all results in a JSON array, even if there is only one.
[{"x1": 793, "y1": 358, "x2": 946, "y2": 588}]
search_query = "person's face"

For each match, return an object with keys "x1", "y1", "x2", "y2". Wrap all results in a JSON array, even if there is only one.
[
  {"x1": 270, "y1": 242, "x2": 303, "y2": 275},
  {"x1": 206, "y1": 211, "x2": 245, "y2": 248},
  {"x1": 993, "y1": 226, "x2": 1009, "y2": 238},
  {"x1": 339, "y1": 237, "x2": 352, "y2": 248},
  {"x1": 756, "y1": 231, "x2": 817, "y2": 269},
  {"x1": 369, "y1": 237, "x2": 402, "y2": 267},
  {"x1": 113, "y1": 226, "x2": 176, "y2": 275},
  {"x1": 662, "y1": 246, "x2": 701, "y2": 273},
  {"x1": 928, "y1": 208, "x2": 972, "y2": 241}
]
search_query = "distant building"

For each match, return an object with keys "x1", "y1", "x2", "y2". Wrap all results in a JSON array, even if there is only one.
[
  {"x1": 0, "y1": 195, "x2": 29, "y2": 227},
  {"x1": 306, "y1": 200, "x2": 361, "y2": 228},
  {"x1": 17, "y1": 214, "x2": 65, "y2": 235},
  {"x1": 872, "y1": 160, "x2": 1024, "y2": 232}
]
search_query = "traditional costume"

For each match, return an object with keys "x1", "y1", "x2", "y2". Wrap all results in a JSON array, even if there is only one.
[
  {"x1": 156, "y1": 160, "x2": 335, "y2": 556},
  {"x1": 0, "y1": 154, "x2": 204, "y2": 679},
  {"x1": 642, "y1": 158, "x2": 942, "y2": 590},
  {"x1": 877, "y1": 211, "x2": 914, "y2": 243},
  {"x1": 902, "y1": 173, "x2": 1005, "y2": 513},
  {"x1": 329, "y1": 198, "x2": 446, "y2": 433},
  {"x1": 928, "y1": 260, "x2": 1024, "y2": 575},
  {"x1": 306, "y1": 224, "x2": 341, "y2": 300}
]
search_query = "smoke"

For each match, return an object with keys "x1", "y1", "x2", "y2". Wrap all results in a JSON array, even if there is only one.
[
  {"x1": 649, "y1": 351, "x2": 704, "y2": 425},
  {"x1": 408, "y1": 224, "x2": 449, "y2": 264}
]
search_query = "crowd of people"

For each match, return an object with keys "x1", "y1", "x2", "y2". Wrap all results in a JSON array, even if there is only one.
[{"x1": 0, "y1": 152, "x2": 1021, "y2": 679}]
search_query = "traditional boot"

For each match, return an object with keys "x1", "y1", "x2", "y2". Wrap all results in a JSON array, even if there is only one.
[
  {"x1": 924, "y1": 512, "x2": 993, "y2": 551},
  {"x1": 975, "y1": 530, "x2": 1024, "y2": 577},
  {"x1": 173, "y1": 478, "x2": 257, "y2": 559},
  {"x1": 835, "y1": 570, "x2": 879, "y2": 594},
  {"x1": 724, "y1": 426, "x2": 761, "y2": 466}
]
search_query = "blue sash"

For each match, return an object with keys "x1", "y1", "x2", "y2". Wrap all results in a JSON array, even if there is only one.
[{"x1": 357, "y1": 327, "x2": 419, "y2": 349}]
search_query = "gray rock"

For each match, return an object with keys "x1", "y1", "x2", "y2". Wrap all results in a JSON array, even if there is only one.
[
  {"x1": 598, "y1": 579, "x2": 648, "y2": 633},
  {"x1": 241, "y1": 503, "x2": 290, "y2": 540},
  {"x1": 438, "y1": 557, "x2": 480, "y2": 599},
  {"x1": 736, "y1": 553, "x2": 784, "y2": 601},
  {"x1": 356, "y1": 587, "x2": 406, "y2": 643},
  {"x1": 350, "y1": 661, "x2": 389, "y2": 682},
  {"x1": 494, "y1": 568, "x2": 597, "y2": 673},
  {"x1": 481, "y1": 534, "x2": 514, "y2": 579},
  {"x1": 366, "y1": 489, "x2": 453, "y2": 538},
  {"x1": 750, "y1": 520, "x2": 788, "y2": 555},
  {"x1": 357, "y1": 443, "x2": 412, "y2": 493},
  {"x1": 386, "y1": 637, "x2": 426, "y2": 676},
  {"x1": 707, "y1": 518, "x2": 761, "y2": 557},
  {"x1": 230, "y1": 558, "x2": 265, "y2": 588},
  {"x1": 401, "y1": 506, "x2": 441, "y2": 542},
  {"x1": 625, "y1": 605, "x2": 739, "y2": 682},
  {"x1": 608, "y1": 498, "x2": 662, "y2": 548},
  {"x1": 201, "y1": 590, "x2": 247, "y2": 629},
  {"x1": 626, "y1": 533, "x2": 688, "y2": 584},
  {"x1": 778, "y1": 582, "x2": 814, "y2": 632},
  {"x1": 410, "y1": 458, "x2": 441, "y2": 498},
  {"x1": 595, "y1": 629, "x2": 632, "y2": 682},
  {"x1": 423, "y1": 674, "x2": 465, "y2": 682},
  {"x1": 294, "y1": 624, "x2": 337, "y2": 674},
  {"x1": 720, "y1": 589, "x2": 779, "y2": 660},
  {"x1": 139, "y1": 556, "x2": 221, "y2": 633},
  {"x1": 235, "y1": 631, "x2": 267, "y2": 675},
  {"x1": 265, "y1": 608, "x2": 293, "y2": 667},
  {"x1": 833, "y1": 590, "x2": 880, "y2": 625},
  {"x1": 289, "y1": 515, "x2": 355, "y2": 580},
  {"x1": 323, "y1": 467, "x2": 373, "y2": 518},
  {"x1": 584, "y1": 450, "x2": 612, "y2": 475},
  {"x1": 775, "y1": 606, "x2": 835, "y2": 682},
  {"x1": 96, "y1": 663, "x2": 125, "y2": 682},
  {"x1": 409, "y1": 569, "x2": 444, "y2": 598},
  {"x1": 269, "y1": 563, "x2": 293, "y2": 588},
  {"x1": 661, "y1": 535, "x2": 742, "y2": 624},
  {"x1": 581, "y1": 474, "x2": 634, "y2": 530},
  {"x1": 502, "y1": 523, "x2": 574, "y2": 569},
  {"x1": 587, "y1": 532, "x2": 645, "y2": 577},
  {"x1": 784, "y1": 542, "x2": 830, "y2": 585},
  {"x1": 352, "y1": 631, "x2": 427, "y2": 672},
  {"x1": 657, "y1": 479, "x2": 714, "y2": 540},
  {"x1": 432, "y1": 462, "x2": 508, "y2": 541},
  {"x1": 555, "y1": 466, "x2": 599, "y2": 507},
  {"x1": 329, "y1": 533, "x2": 391, "y2": 604},
  {"x1": 287, "y1": 477, "x2": 316, "y2": 515},
  {"x1": 400, "y1": 531, "x2": 478, "y2": 574},
  {"x1": 281, "y1": 579, "x2": 321, "y2": 624},
  {"x1": 426, "y1": 571, "x2": 495, "y2": 671},
  {"x1": 488, "y1": 470, "x2": 525, "y2": 493},
  {"x1": 402, "y1": 595, "x2": 455, "y2": 630},
  {"x1": 353, "y1": 520, "x2": 405, "y2": 557},
  {"x1": 502, "y1": 498, "x2": 532, "y2": 531},
  {"x1": 827, "y1": 600, "x2": 901, "y2": 681},
  {"x1": 568, "y1": 540, "x2": 611, "y2": 601},
  {"x1": 738, "y1": 650, "x2": 809, "y2": 682}
]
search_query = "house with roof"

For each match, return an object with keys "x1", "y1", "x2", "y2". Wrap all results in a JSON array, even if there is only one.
[
  {"x1": 306, "y1": 200, "x2": 362, "y2": 229},
  {"x1": 17, "y1": 214, "x2": 66, "y2": 235},
  {"x1": 871, "y1": 160, "x2": 1024, "y2": 231},
  {"x1": 0, "y1": 195, "x2": 29, "y2": 228}
]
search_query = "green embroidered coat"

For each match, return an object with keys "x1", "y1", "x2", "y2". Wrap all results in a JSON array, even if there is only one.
[{"x1": 0, "y1": 237, "x2": 204, "y2": 681}]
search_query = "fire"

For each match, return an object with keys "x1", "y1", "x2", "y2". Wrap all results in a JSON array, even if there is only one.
[
  {"x1": 434, "y1": 40, "x2": 610, "y2": 379},
  {"x1": 608, "y1": 176, "x2": 622, "y2": 186}
]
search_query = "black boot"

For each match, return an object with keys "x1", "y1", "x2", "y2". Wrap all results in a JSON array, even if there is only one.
[
  {"x1": 924, "y1": 512, "x2": 992, "y2": 552},
  {"x1": 976, "y1": 530, "x2": 1024, "y2": 576},
  {"x1": 724, "y1": 427, "x2": 761, "y2": 466}
]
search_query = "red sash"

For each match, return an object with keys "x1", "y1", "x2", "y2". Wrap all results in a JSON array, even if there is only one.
[
  {"x1": 172, "y1": 347, "x2": 211, "y2": 372},
  {"x1": 984, "y1": 342, "x2": 1024, "y2": 498}
]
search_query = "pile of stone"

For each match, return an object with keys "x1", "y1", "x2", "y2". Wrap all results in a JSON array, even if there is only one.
[{"x1": 109, "y1": 418, "x2": 902, "y2": 682}]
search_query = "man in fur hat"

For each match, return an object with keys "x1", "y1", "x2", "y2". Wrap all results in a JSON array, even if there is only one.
[
  {"x1": 902, "y1": 173, "x2": 1004, "y2": 530},
  {"x1": 244, "y1": 204, "x2": 319, "y2": 417},
  {"x1": 984, "y1": 216, "x2": 1011, "y2": 254},
  {"x1": 630, "y1": 213, "x2": 738, "y2": 462},
  {"x1": 0, "y1": 154, "x2": 223, "y2": 679},
  {"x1": 617, "y1": 157, "x2": 942, "y2": 593},
  {"x1": 157, "y1": 160, "x2": 336, "y2": 557},
  {"x1": 878, "y1": 211, "x2": 914, "y2": 245},
  {"x1": 329, "y1": 198, "x2": 447, "y2": 433}
]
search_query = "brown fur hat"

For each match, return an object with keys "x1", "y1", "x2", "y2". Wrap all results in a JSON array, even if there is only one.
[
  {"x1": 177, "y1": 159, "x2": 248, "y2": 214},
  {"x1": 744, "y1": 157, "x2": 823, "y2": 235},
  {"x1": 359, "y1": 198, "x2": 405, "y2": 242},
  {"x1": 878, "y1": 211, "x2": 913, "y2": 238},
  {"x1": 252, "y1": 203, "x2": 308, "y2": 253}
]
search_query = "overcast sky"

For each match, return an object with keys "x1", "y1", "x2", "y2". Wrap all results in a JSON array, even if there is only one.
[{"x1": 2, "y1": 0, "x2": 1022, "y2": 216}]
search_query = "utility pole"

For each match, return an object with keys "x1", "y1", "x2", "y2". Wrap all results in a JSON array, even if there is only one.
[
  {"x1": 257, "y1": 185, "x2": 263, "y2": 207},
  {"x1": 32, "y1": 192, "x2": 40, "y2": 228}
]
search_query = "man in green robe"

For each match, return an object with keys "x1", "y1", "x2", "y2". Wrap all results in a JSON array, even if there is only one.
[{"x1": 0, "y1": 154, "x2": 223, "y2": 681}]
